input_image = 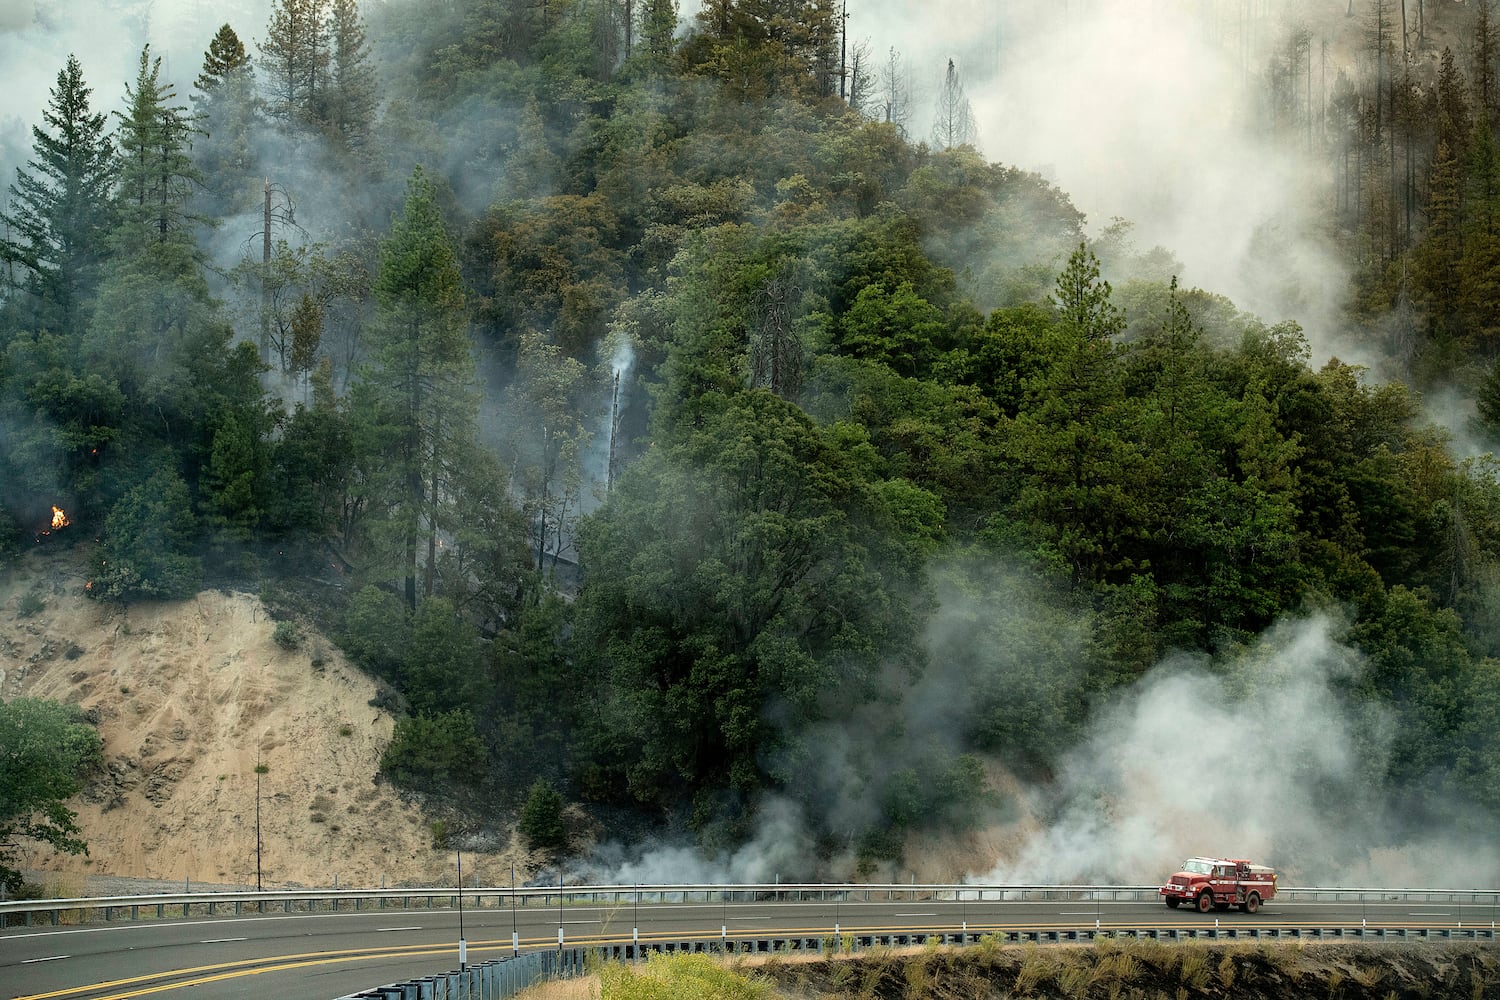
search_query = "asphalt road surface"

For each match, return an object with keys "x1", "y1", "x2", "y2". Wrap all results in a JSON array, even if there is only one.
[{"x1": 5, "y1": 895, "x2": 1499, "y2": 1000}]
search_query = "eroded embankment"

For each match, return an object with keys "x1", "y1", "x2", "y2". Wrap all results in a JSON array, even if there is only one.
[{"x1": 739, "y1": 939, "x2": 1499, "y2": 999}]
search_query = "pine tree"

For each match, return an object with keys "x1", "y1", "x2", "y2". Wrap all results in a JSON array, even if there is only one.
[
  {"x1": 1461, "y1": 115, "x2": 1500, "y2": 351},
  {"x1": 637, "y1": 0, "x2": 678, "y2": 75},
  {"x1": 195, "y1": 23, "x2": 252, "y2": 95},
  {"x1": 88, "y1": 46, "x2": 221, "y2": 384},
  {"x1": 1475, "y1": 0, "x2": 1498, "y2": 123},
  {"x1": 192, "y1": 25, "x2": 259, "y2": 214},
  {"x1": 0, "y1": 55, "x2": 116, "y2": 333},
  {"x1": 360, "y1": 166, "x2": 476, "y2": 608},
  {"x1": 688, "y1": 0, "x2": 840, "y2": 100},
  {"x1": 326, "y1": 0, "x2": 375, "y2": 148},
  {"x1": 932, "y1": 58, "x2": 977, "y2": 149},
  {"x1": 115, "y1": 45, "x2": 204, "y2": 241},
  {"x1": 259, "y1": 0, "x2": 329, "y2": 125},
  {"x1": 881, "y1": 46, "x2": 912, "y2": 136}
]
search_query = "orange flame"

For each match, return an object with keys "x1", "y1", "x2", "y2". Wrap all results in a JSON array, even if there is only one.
[{"x1": 51, "y1": 506, "x2": 70, "y2": 529}]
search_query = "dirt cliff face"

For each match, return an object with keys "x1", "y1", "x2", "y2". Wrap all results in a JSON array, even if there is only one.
[{"x1": 1, "y1": 546, "x2": 472, "y2": 891}]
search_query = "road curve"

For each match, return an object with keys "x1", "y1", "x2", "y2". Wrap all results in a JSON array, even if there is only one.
[{"x1": 5, "y1": 895, "x2": 1499, "y2": 1000}]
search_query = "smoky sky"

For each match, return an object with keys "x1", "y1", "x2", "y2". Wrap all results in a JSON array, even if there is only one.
[
  {"x1": 829, "y1": 0, "x2": 1368, "y2": 367},
  {"x1": 0, "y1": 1, "x2": 272, "y2": 191},
  {"x1": 11, "y1": 0, "x2": 1359, "y2": 373}
]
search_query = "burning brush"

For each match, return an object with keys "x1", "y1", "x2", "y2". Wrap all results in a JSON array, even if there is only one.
[{"x1": 35, "y1": 505, "x2": 71, "y2": 541}]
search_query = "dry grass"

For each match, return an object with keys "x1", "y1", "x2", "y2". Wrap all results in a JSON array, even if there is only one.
[
  {"x1": 1176, "y1": 949, "x2": 1210, "y2": 991},
  {"x1": 1056, "y1": 960, "x2": 1093, "y2": 1000},
  {"x1": 592, "y1": 938, "x2": 1500, "y2": 1000},
  {"x1": 1013, "y1": 944, "x2": 1058, "y2": 994},
  {"x1": 1216, "y1": 953, "x2": 1236, "y2": 989},
  {"x1": 1093, "y1": 949, "x2": 1142, "y2": 984},
  {"x1": 514, "y1": 976, "x2": 599, "y2": 1000}
]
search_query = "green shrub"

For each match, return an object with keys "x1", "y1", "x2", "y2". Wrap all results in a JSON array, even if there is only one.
[
  {"x1": 340, "y1": 586, "x2": 409, "y2": 679},
  {"x1": 599, "y1": 952, "x2": 773, "y2": 1000},
  {"x1": 273, "y1": 621, "x2": 302, "y2": 649},
  {"x1": 519, "y1": 779, "x2": 567, "y2": 852},
  {"x1": 379, "y1": 710, "x2": 484, "y2": 786},
  {"x1": 89, "y1": 468, "x2": 202, "y2": 601}
]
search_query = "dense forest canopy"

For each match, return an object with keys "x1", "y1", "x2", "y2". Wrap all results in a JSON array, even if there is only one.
[{"x1": 3, "y1": 0, "x2": 1500, "y2": 886}]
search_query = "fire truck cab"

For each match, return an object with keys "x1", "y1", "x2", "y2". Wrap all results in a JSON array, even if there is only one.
[{"x1": 1160, "y1": 857, "x2": 1277, "y2": 914}]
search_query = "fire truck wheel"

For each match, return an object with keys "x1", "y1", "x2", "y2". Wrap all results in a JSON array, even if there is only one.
[
  {"x1": 1243, "y1": 893, "x2": 1261, "y2": 914},
  {"x1": 1164, "y1": 896, "x2": 1180, "y2": 908},
  {"x1": 1196, "y1": 891, "x2": 1214, "y2": 913}
]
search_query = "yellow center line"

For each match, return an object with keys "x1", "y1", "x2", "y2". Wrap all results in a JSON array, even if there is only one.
[{"x1": 12, "y1": 938, "x2": 541, "y2": 1000}]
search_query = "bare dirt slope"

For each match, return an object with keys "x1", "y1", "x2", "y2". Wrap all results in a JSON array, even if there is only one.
[{"x1": 0, "y1": 545, "x2": 480, "y2": 892}]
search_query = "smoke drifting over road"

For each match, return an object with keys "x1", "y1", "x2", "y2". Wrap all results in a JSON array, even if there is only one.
[
  {"x1": 978, "y1": 614, "x2": 1500, "y2": 889},
  {"x1": 587, "y1": 608, "x2": 1500, "y2": 891}
]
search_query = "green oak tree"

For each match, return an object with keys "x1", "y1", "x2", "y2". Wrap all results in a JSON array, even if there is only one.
[{"x1": 0, "y1": 698, "x2": 104, "y2": 893}]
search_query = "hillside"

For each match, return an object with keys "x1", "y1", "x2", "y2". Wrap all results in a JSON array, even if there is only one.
[
  {"x1": 0, "y1": 544, "x2": 510, "y2": 891},
  {"x1": 4, "y1": 0, "x2": 1500, "y2": 889}
]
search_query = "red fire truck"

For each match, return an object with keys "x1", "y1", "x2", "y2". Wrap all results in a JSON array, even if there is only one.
[{"x1": 1160, "y1": 857, "x2": 1277, "y2": 913}]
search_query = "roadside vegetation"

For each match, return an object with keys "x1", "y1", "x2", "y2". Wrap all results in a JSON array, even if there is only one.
[{"x1": 543, "y1": 942, "x2": 1500, "y2": 1000}]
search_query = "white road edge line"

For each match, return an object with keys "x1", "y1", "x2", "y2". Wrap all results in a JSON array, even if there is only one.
[
  {"x1": 378, "y1": 927, "x2": 424, "y2": 932},
  {"x1": 200, "y1": 936, "x2": 249, "y2": 944},
  {"x1": 22, "y1": 955, "x2": 70, "y2": 964}
]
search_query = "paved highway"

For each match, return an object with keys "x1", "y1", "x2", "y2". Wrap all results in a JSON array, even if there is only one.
[{"x1": 4, "y1": 895, "x2": 1499, "y2": 1000}]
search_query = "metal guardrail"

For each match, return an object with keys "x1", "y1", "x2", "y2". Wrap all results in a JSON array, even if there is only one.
[
  {"x1": 3, "y1": 882, "x2": 1500, "y2": 928},
  {"x1": 338, "y1": 947, "x2": 584, "y2": 1000},
  {"x1": 339, "y1": 925, "x2": 1500, "y2": 1000}
]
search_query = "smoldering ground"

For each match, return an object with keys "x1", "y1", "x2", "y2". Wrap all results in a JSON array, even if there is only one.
[
  {"x1": 584, "y1": 564, "x2": 1500, "y2": 891},
  {"x1": 977, "y1": 613, "x2": 1500, "y2": 889}
]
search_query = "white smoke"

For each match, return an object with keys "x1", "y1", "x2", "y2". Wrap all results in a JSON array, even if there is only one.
[
  {"x1": 585, "y1": 797, "x2": 815, "y2": 885},
  {"x1": 0, "y1": 1, "x2": 34, "y2": 31},
  {"x1": 977, "y1": 614, "x2": 1500, "y2": 888}
]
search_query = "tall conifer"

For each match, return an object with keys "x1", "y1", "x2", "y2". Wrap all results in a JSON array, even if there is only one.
[
  {"x1": 192, "y1": 24, "x2": 259, "y2": 214},
  {"x1": 0, "y1": 55, "x2": 116, "y2": 333},
  {"x1": 326, "y1": 0, "x2": 375, "y2": 147},
  {"x1": 361, "y1": 167, "x2": 476, "y2": 608}
]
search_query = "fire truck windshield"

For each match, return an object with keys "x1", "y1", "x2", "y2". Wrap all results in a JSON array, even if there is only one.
[{"x1": 1181, "y1": 860, "x2": 1213, "y2": 875}]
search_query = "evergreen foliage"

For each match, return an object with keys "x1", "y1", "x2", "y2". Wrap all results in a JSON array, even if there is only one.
[
  {"x1": 519, "y1": 778, "x2": 567, "y2": 851},
  {"x1": 6, "y1": 0, "x2": 1500, "y2": 870},
  {"x1": 192, "y1": 25, "x2": 258, "y2": 214},
  {"x1": 259, "y1": 0, "x2": 330, "y2": 125},
  {"x1": 0, "y1": 55, "x2": 116, "y2": 333},
  {"x1": 358, "y1": 166, "x2": 475, "y2": 608}
]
